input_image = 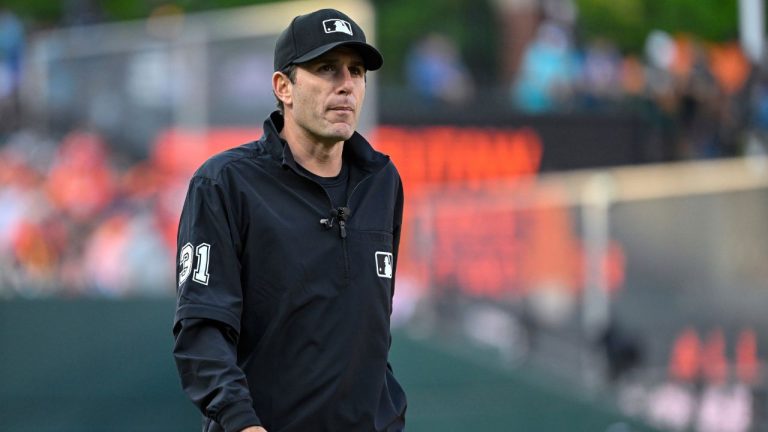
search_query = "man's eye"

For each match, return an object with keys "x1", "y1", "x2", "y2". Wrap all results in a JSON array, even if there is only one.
[
  {"x1": 350, "y1": 68, "x2": 364, "y2": 76},
  {"x1": 319, "y1": 64, "x2": 335, "y2": 72}
]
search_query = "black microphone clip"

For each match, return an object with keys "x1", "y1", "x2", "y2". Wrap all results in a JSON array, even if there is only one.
[{"x1": 320, "y1": 207, "x2": 351, "y2": 238}]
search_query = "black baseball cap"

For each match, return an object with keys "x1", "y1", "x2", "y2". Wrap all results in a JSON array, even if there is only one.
[{"x1": 274, "y1": 8, "x2": 383, "y2": 72}]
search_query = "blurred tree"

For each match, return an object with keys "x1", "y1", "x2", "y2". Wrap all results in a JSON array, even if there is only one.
[
  {"x1": 576, "y1": 0, "x2": 739, "y2": 53},
  {"x1": 103, "y1": 0, "x2": 278, "y2": 20},
  {"x1": 2, "y1": 0, "x2": 277, "y2": 23},
  {"x1": 1, "y1": 0, "x2": 62, "y2": 24}
]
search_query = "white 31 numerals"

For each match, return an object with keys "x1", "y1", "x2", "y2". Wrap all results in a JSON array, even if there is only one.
[{"x1": 178, "y1": 242, "x2": 211, "y2": 286}]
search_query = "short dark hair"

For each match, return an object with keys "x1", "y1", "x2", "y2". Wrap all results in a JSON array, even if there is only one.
[{"x1": 275, "y1": 64, "x2": 297, "y2": 114}]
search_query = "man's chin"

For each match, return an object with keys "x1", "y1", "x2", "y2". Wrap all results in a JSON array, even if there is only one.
[{"x1": 326, "y1": 125, "x2": 355, "y2": 141}]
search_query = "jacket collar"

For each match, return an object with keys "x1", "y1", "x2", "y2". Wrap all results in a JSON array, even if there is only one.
[{"x1": 262, "y1": 111, "x2": 389, "y2": 175}]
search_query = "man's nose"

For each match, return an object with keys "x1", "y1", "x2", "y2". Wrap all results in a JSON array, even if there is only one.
[{"x1": 336, "y1": 68, "x2": 354, "y2": 93}]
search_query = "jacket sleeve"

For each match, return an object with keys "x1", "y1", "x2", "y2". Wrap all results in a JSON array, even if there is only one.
[
  {"x1": 172, "y1": 175, "x2": 260, "y2": 431},
  {"x1": 173, "y1": 318, "x2": 261, "y2": 431}
]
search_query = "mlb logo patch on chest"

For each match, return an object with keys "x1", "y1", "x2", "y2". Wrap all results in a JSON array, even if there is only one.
[{"x1": 375, "y1": 252, "x2": 393, "y2": 278}]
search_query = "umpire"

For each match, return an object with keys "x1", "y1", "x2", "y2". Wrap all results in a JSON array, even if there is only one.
[{"x1": 172, "y1": 8, "x2": 407, "y2": 432}]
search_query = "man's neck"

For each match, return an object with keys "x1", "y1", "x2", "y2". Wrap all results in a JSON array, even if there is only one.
[{"x1": 280, "y1": 120, "x2": 344, "y2": 178}]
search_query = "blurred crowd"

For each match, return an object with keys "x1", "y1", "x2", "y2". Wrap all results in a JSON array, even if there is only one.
[
  {"x1": 405, "y1": 18, "x2": 764, "y2": 160},
  {"x1": 511, "y1": 23, "x2": 757, "y2": 160},
  {"x1": 0, "y1": 128, "x2": 183, "y2": 297}
]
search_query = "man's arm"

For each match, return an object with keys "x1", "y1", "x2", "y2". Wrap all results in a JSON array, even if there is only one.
[
  {"x1": 173, "y1": 318, "x2": 262, "y2": 431},
  {"x1": 174, "y1": 176, "x2": 262, "y2": 431}
]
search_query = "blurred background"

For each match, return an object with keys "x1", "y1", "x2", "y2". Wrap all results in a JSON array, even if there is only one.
[{"x1": 1, "y1": 0, "x2": 767, "y2": 430}]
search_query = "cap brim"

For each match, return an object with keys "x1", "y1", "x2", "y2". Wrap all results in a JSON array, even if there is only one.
[{"x1": 292, "y1": 41, "x2": 383, "y2": 71}]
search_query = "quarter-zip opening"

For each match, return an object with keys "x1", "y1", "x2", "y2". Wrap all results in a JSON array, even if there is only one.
[
  {"x1": 283, "y1": 143, "x2": 388, "y2": 287},
  {"x1": 338, "y1": 171, "x2": 376, "y2": 284}
]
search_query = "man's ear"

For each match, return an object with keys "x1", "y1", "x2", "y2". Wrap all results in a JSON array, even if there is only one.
[{"x1": 273, "y1": 71, "x2": 293, "y2": 108}]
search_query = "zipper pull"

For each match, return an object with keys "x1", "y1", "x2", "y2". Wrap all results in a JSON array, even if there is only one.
[
  {"x1": 338, "y1": 220, "x2": 347, "y2": 238},
  {"x1": 336, "y1": 207, "x2": 350, "y2": 239}
]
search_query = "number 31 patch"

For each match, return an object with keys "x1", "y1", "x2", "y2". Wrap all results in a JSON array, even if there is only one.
[{"x1": 179, "y1": 243, "x2": 211, "y2": 286}]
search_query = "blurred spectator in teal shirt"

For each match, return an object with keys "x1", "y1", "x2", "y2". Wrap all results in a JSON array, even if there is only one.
[{"x1": 512, "y1": 21, "x2": 578, "y2": 113}]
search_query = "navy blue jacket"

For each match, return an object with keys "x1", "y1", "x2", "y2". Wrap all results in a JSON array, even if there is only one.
[{"x1": 173, "y1": 112, "x2": 407, "y2": 432}]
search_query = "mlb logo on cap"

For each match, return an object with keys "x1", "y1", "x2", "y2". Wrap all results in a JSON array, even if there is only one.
[{"x1": 323, "y1": 19, "x2": 353, "y2": 36}]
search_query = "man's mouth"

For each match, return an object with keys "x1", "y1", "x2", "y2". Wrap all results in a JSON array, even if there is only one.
[{"x1": 328, "y1": 105, "x2": 354, "y2": 112}]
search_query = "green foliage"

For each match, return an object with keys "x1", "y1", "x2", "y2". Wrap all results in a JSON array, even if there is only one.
[
  {"x1": 1, "y1": 0, "x2": 62, "y2": 24},
  {"x1": 3, "y1": 0, "x2": 278, "y2": 23},
  {"x1": 175, "y1": 0, "x2": 276, "y2": 14},
  {"x1": 576, "y1": 0, "x2": 739, "y2": 53},
  {"x1": 99, "y1": 1, "x2": 156, "y2": 21}
]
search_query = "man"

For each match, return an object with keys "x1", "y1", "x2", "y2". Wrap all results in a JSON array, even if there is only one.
[{"x1": 172, "y1": 8, "x2": 407, "y2": 432}]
